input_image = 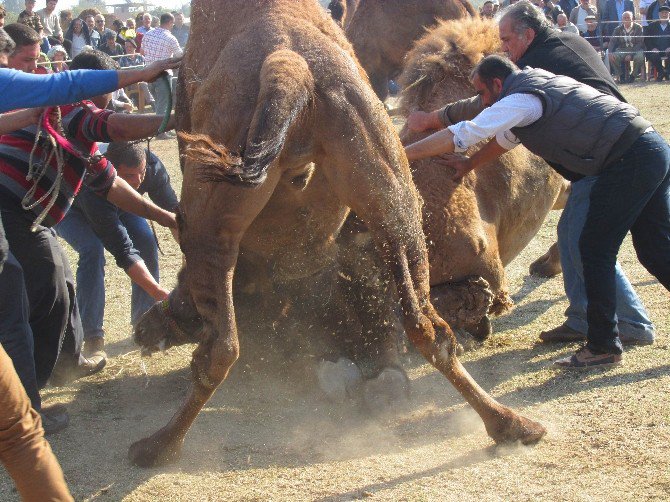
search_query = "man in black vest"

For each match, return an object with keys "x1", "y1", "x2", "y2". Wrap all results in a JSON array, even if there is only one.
[
  {"x1": 404, "y1": 55, "x2": 670, "y2": 368},
  {"x1": 407, "y1": 0, "x2": 656, "y2": 350}
]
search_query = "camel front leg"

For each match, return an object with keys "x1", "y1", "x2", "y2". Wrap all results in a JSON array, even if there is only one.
[{"x1": 129, "y1": 168, "x2": 281, "y2": 467}]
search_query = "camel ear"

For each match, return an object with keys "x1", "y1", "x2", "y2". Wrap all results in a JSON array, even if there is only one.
[{"x1": 178, "y1": 132, "x2": 244, "y2": 183}]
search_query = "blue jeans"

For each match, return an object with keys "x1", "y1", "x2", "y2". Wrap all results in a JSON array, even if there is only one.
[
  {"x1": 580, "y1": 131, "x2": 670, "y2": 354},
  {"x1": 56, "y1": 210, "x2": 160, "y2": 339},
  {"x1": 558, "y1": 176, "x2": 655, "y2": 339}
]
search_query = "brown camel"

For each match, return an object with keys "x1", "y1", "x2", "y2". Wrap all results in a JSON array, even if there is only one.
[
  {"x1": 399, "y1": 17, "x2": 568, "y2": 335},
  {"x1": 345, "y1": 0, "x2": 477, "y2": 100},
  {"x1": 129, "y1": 0, "x2": 545, "y2": 468}
]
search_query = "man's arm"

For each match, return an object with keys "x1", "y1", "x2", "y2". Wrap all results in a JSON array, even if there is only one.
[
  {"x1": 407, "y1": 95, "x2": 484, "y2": 132},
  {"x1": 0, "y1": 58, "x2": 181, "y2": 114},
  {"x1": 0, "y1": 108, "x2": 43, "y2": 135},
  {"x1": 437, "y1": 139, "x2": 509, "y2": 180},
  {"x1": 106, "y1": 113, "x2": 176, "y2": 140},
  {"x1": 106, "y1": 176, "x2": 176, "y2": 228},
  {"x1": 405, "y1": 128, "x2": 456, "y2": 161}
]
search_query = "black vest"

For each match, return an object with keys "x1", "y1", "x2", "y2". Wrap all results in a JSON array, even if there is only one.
[{"x1": 499, "y1": 68, "x2": 650, "y2": 176}]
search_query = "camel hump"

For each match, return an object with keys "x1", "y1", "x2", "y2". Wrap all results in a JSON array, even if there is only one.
[{"x1": 181, "y1": 49, "x2": 315, "y2": 186}]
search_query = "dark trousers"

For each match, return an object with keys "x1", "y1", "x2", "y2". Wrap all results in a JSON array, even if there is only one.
[
  {"x1": 647, "y1": 52, "x2": 670, "y2": 76},
  {"x1": 580, "y1": 131, "x2": 670, "y2": 354},
  {"x1": 1, "y1": 211, "x2": 84, "y2": 394},
  {"x1": 0, "y1": 253, "x2": 39, "y2": 409}
]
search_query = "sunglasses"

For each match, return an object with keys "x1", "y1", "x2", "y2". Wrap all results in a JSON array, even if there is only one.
[{"x1": 96, "y1": 20, "x2": 104, "y2": 24}]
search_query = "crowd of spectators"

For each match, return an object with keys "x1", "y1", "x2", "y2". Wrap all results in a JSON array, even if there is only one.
[{"x1": 517, "y1": 0, "x2": 670, "y2": 82}]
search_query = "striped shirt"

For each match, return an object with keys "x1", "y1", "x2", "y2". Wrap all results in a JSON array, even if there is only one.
[{"x1": 0, "y1": 102, "x2": 117, "y2": 227}]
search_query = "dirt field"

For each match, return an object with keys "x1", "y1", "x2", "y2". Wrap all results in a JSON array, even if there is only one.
[{"x1": 1, "y1": 84, "x2": 669, "y2": 502}]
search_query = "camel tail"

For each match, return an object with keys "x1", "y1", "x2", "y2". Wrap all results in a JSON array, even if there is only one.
[{"x1": 182, "y1": 49, "x2": 314, "y2": 186}]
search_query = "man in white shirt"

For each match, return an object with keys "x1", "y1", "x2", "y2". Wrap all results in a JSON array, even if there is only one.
[
  {"x1": 140, "y1": 12, "x2": 183, "y2": 137},
  {"x1": 569, "y1": 0, "x2": 598, "y2": 33},
  {"x1": 404, "y1": 54, "x2": 670, "y2": 369},
  {"x1": 37, "y1": 0, "x2": 62, "y2": 43}
]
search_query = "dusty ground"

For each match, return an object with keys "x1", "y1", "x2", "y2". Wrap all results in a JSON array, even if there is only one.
[{"x1": 1, "y1": 84, "x2": 669, "y2": 502}]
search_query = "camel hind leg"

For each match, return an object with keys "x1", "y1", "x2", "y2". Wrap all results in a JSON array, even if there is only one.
[{"x1": 316, "y1": 92, "x2": 545, "y2": 445}]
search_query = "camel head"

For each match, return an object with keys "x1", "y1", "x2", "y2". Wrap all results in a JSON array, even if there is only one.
[{"x1": 398, "y1": 17, "x2": 502, "y2": 117}]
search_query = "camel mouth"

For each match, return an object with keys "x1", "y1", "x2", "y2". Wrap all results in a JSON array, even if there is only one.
[{"x1": 139, "y1": 339, "x2": 168, "y2": 357}]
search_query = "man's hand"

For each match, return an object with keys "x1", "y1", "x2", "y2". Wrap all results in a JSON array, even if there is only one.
[
  {"x1": 140, "y1": 56, "x2": 183, "y2": 83},
  {"x1": 435, "y1": 153, "x2": 475, "y2": 181},
  {"x1": 122, "y1": 102, "x2": 133, "y2": 112},
  {"x1": 407, "y1": 111, "x2": 431, "y2": 132}
]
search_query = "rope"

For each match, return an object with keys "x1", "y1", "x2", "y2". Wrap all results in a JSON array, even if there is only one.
[{"x1": 22, "y1": 109, "x2": 67, "y2": 231}]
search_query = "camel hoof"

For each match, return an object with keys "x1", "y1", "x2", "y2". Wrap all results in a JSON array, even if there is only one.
[
  {"x1": 128, "y1": 432, "x2": 183, "y2": 468},
  {"x1": 486, "y1": 410, "x2": 547, "y2": 446},
  {"x1": 529, "y1": 254, "x2": 562, "y2": 278},
  {"x1": 454, "y1": 329, "x2": 479, "y2": 352},
  {"x1": 363, "y1": 367, "x2": 410, "y2": 414},
  {"x1": 316, "y1": 358, "x2": 363, "y2": 403}
]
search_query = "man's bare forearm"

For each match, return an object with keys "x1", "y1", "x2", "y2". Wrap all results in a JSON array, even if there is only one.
[
  {"x1": 404, "y1": 128, "x2": 456, "y2": 161},
  {"x1": 469, "y1": 138, "x2": 508, "y2": 168},
  {"x1": 126, "y1": 261, "x2": 169, "y2": 300},
  {"x1": 107, "y1": 113, "x2": 176, "y2": 141},
  {"x1": 106, "y1": 177, "x2": 177, "y2": 228}
]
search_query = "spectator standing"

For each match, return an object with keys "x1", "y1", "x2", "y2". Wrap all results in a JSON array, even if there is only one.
[
  {"x1": 582, "y1": 14, "x2": 606, "y2": 51},
  {"x1": 602, "y1": 0, "x2": 635, "y2": 37},
  {"x1": 171, "y1": 11, "x2": 189, "y2": 48},
  {"x1": 85, "y1": 15, "x2": 100, "y2": 47},
  {"x1": 60, "y1": 9, "x2": 73, "y2": 33},
  {"x1": 141, "y1": 12, "x2": 183, "y2": 134},
  {"x1": 100, "y1": 30, "x2": 124, "y2": 57},
  {"x1": 570, "y1": 0, "x2": 598, "y2": 33},
  {"x1": 56, "y1": 142, "x2": 178, "y2": 359},
  {"x1": 559, "y1": 0, "x2": 578, "y2": 18},
  {"x1": 644, "y1": 4, "x2": 670, "y2": 79},
  {"x1": 544, "y1": 0, "x2": 565, "y2": 23},
  {"x1": 557, "y1": 12, "x2": 581, "y2": 31},
  {"x1": 18, "y1": 0, "x2": 43, "y2": 34},
  {"x1": 481, "y1": 1, "x2": 496, "y2": 18},
  {"x1": 64, "y1": 17, "x2": 91, "y2": 58},
  {"x1": 609, "y1": 11, "x2": 645, "y2": 82},
  {"x1": 137, "y1": 12, "x2": 152, "y2": 35},
  {"x1": 38, "y1": 0, "x2": 63, "y2": 44},
  {"x1": 93, "y1": 14, "x2": 114, "y2": 49}
]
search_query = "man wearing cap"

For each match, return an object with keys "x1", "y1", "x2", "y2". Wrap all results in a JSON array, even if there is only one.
[
  {"x1": 404, "y1": 54, "x2": 670, "y2": 369},
  {"x1": 582, "y1": 14, "x2": 605, "y2": 52},
  {"x1": 570, "y1": 0, "x2": 598, "y2": 34},
  {"x1": 644, "y1": 4, "x2": 670, "y2": 80}
]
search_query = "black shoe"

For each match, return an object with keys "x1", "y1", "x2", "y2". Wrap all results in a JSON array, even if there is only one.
[
  {"x1": 49, "y1": 354, "x2": 107, "y2": 387},
  {"x1": 628, "y1": 73, "x2": 636, "y2": 83},
  {"x1": 40, "y1": 404, "x2": 69, "y2": 435}
]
